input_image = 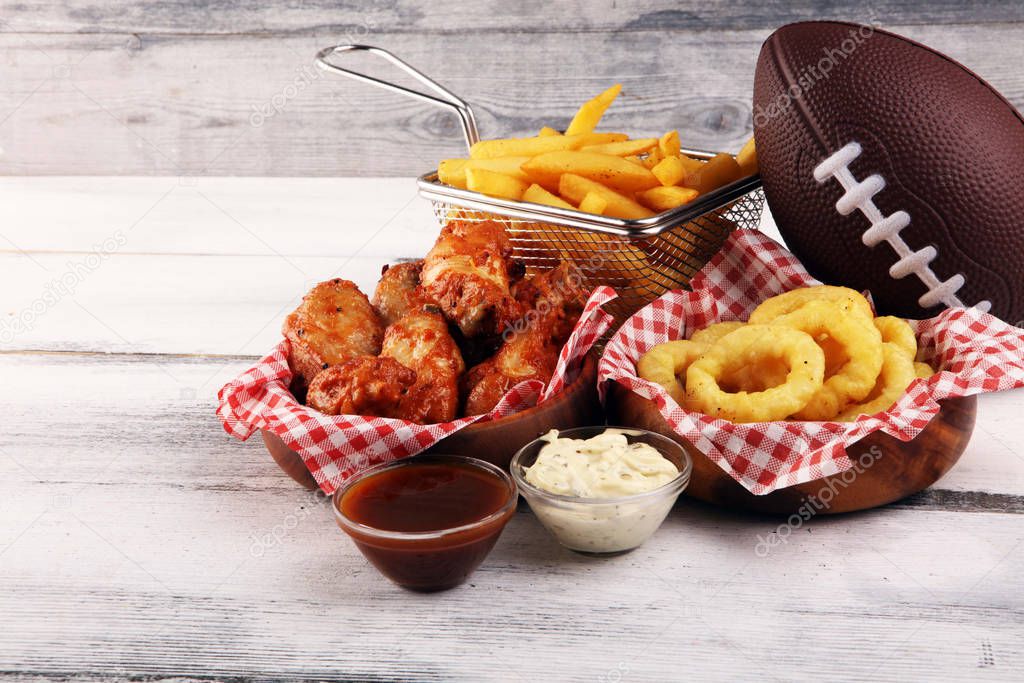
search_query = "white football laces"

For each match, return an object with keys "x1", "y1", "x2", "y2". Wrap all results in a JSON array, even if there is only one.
[{"x1": 814, "y1": 142, "x2": 992, "y2": 313}]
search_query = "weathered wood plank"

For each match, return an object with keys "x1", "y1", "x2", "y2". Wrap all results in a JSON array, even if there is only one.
[
  {"x1": 1, "y1": 350, "x2": 1023, "y2": 681},
  {"x1": 0, "y1": 176, "x2": 437, "y2": 256},
  {"x1": 2, "y1": 497, "x2": 1020, "y2": 681},
  {"x1": 1, "y1": 24, "x2": 1021, "y2": 176},
  {"x1": 0, "y1": 506, "x2": 1021, "y2": 682},
  {"x1": 0, "y1": 251, "x2": 393, "y2": 355},
  {"x1": 0, "y1": 29, "x2": 758, "y2": 176},
  {"x1": 0, "y1": 178, "x2": 437, "y2": 356},
  {"x1": 1, "y1": 0, "x2": 1022, "y2": 35},
  {"x1": 0, "y1": 352, "x2": 1021, "y2": 501}
]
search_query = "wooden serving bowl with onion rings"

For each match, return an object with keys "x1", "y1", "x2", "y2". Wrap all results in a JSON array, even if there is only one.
[
  {"x1": 608, "y1": 384, "x2": 977, "y2": 515},
  {"x1": 263, "y1": 352, "x2": 603, "y2": 490}
]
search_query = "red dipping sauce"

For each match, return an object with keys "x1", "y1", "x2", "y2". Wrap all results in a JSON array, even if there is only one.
[{"x1": 333, "y1": 455, "x2": 517, "y2": 592}]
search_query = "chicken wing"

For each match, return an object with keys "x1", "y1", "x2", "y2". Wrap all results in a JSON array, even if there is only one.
[
  {"x1": 381, "y1": 310, "x2": 465, "y2": 423},
  {"x1": 420, "y1": 219, "x2": 520, "y2": 337},
  {"x1": 464, "y1": 264, "x2": 587, "y2": 415},
  {"x1": 282, "y1": 278, "x2": 383, "y2": 391},
  {"x1": 509, "y1": 263, "x2": 587, "y2": 345},
  {"x1": 463, "y1": 323, "x2": 559, "y2": 416},
  {"x1": 372, "y1": 260, "x2": 431, "y2": 326},
  {"x1": 306, "y1": 357, "x2": 416, "y2": 417},
  {"x1": 308, "y1": 310, "x2": 465, "y2": 424}
]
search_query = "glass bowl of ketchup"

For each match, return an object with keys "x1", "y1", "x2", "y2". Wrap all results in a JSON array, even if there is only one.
[{"x1": 332, "y1": 455, "x2": 517, "y2": 592}]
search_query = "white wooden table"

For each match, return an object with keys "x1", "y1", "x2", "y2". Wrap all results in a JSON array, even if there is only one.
[{"x1": 2, "y1": 177, "x2": 1022, "y2": 682}]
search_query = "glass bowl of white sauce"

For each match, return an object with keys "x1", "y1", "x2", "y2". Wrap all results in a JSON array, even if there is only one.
[{"x1": 510, "y1": 427, "x2": 692, "y2": 554}]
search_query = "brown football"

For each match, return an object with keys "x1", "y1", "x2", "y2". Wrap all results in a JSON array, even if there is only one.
[{"x1": 753, "y1": 21, "x2": 1024, "y2": 325}]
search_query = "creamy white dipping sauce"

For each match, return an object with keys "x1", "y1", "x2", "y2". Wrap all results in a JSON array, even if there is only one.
[
  {"x1": 524, "y1": 429, "x2": 678, "y2": 498},
  {"x1": 520, "y1": 429, "x2": 683, "y2": 553}
]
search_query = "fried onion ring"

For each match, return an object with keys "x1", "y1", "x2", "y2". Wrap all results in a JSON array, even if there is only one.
[
  {"x1": 772, "y1": 300, "x2": 883, "y2": 420},
  {"x1": 637, "y1": 340, "x2": 706, "y2": 405},
  {"x1": 689, "y1": 321, "x2": 745, "y2": 346},
  {"x1": 874, "y1": 316, "x2": 917, "y2": 359},
  {"x1": 688, "y1": 323, "x2": 790, "y2": 393},
  {"x1": 749, "y1": 285, "x2": 873, "y2": 324},
  {"x1": 690, "y1": 322, "x2": 790, "y2": 392},
  {"x1": 683, "y1": 325, "x2": 825, "y2": 423},
  {"x1": 690, "y1": 322, "x2": 779, "y2": 392},
  {"x1": 836, "y1": 344, "x2": 917, "y2": 421},
  {"x1": 723, "y1": 358, "x2": 791, "y2": 393},
  {"x1": 914, "y1": 361, "x2": 935, "y2": 379}
]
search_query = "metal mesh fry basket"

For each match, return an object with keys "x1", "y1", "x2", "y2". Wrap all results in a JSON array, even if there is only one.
[
  {"x1": 316, "y1": 44, "x2": 766, "y2": 323},
  {"x1": 423, "y1": 188, "x2": 764, "y2": 322}
]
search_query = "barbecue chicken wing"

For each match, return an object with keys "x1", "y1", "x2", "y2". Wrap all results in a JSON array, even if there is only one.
[
  {"x1": 509, "y1": 263, "x2": 587, "y2": 345},
  {"x1": 307, "y1": 310, "x2": 465, "y2": 424},
  {"x1": 380, "y1": 310, "x2": 465, "y2": 423},
  {"x1": 372, "y1": 260, "x2": 431, "y2": 326},
  {"x1": 420, "y1": 219, "x2": 520, "y2": 337},
  {"x1": 463, "y1": 323, "x2": 559, "y2": 416},
  {"x1": 463, "y1": 264, "x2": 587, "y2": 415},
  {"x1": 306, "y1": 357, "x2": 416, "y2": 416},
  {"x1": 282, "y1": 278, "x2": 384, "y2": 391}
]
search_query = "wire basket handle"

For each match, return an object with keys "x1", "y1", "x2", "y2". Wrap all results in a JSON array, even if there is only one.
[{"x1": 314, "y1": 44, "x2": 479, "y2": 152}]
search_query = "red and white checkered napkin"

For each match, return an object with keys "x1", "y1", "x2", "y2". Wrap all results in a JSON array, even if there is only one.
[
  {"x1": 599, "y1": 229, "x2": 1024, "y2": 495},
  {"x1": 217, "y1": 287, "x2": 616, "y2": 494}
]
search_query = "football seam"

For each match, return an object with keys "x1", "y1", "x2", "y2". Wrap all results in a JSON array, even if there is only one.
[
  {"x1": 813, "y1": 142, "x2": 993, "y2": 314},
  {"x1": 764, "y1": 32, "x2": 831, "y2": 156}
]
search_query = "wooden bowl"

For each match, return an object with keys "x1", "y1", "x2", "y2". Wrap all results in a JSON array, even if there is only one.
[
  {"x1": 608, "y1": 384, "x2": 977, "y2": 515},
  {"x1": 263, "y1": 352, "x2": 604, "y2": 490}
]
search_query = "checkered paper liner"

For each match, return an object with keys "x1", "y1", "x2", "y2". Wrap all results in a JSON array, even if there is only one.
[
  {"x1": 218, "y1": 287, "x2": 616, "y2": 494},
  {"x1": 598, "y1": 229, "x2": 1024, "y2": 495}
]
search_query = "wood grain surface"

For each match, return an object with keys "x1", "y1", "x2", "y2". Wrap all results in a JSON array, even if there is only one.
[
  {"x1": 0, "y1": 177, "x2": 436, "y2": 355},
  {"x1": 2, "y1": 354, "x2": 1023, "y2": 681},
  {"x1": 6, "y1": 1, "x2": 1024, "y2": 34},
  {"x1": 2, "y1": 176, "x2": 1024, "y2": 680},
  {"x1": 1, "y1": 2, "x2": 1022, "y2": 175}
]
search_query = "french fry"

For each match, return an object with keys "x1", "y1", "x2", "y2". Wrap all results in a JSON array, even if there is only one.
[
  {"x1": 470, "y1": 134, "x2": 582, "y2": 160},
  {"x1": 653, "y1": 154, "x2": 706, "y2": 185},
  {"x1": 439, "y1": 86, "x2": 754, "y2": 208},
  {"x1": 466, "y1": 167, "x2": 529, "y2": 200},
  {"x1": 440, "y1": 156, "x2": 531, "y2": 187},
  {"x1": 659, "y1": 130, "x2": 681, "y2": 158},
  {"x1": 559, "y1": 174, "x2": 655, "y2": 220},
  {"x1": 638, "y1": 186, "x2": 700, "y2": 212},
  {"x1": 577, "y1": 132, "x2": 628, "y2": 146},
  {"x1": 651, "y1": 156, "x2": 687, "y2": 187},
  {"x1": 641, "y1": 146, "x2": 663, "y2": 170},
  {"x1": 736, "y1": 137, "x2": 758, "y2": 176},
  {"x1": 565, "y1": 84, "x2": 622, "y2": 136},
  {"x1": 522, "y1": 183, "x2": 575, "y2": 210},
  {"x1": 682, "y1": 153, "x2": 743, "y2": 194},
  {"x1": 468, "y1": 156, "x2": 531, "y2": 182},
  {"x1": 581, "y1": 138, "x2": 658, "y2": 157},
  {"x1": 438, "y1": 158, "x2": 469, "y2": 189},
  {"x1": 469, "y1": 132, "x2": 626, "y2": 160},
  {"x1": 522, "y1": 150, "x2": 660, "y2": 193},
  {"x1": 677, "y1": 154, "x2": 706, "y2": 175},
  {"x1": 577, "y1": 191, "x2": 609, "y2": 215}
]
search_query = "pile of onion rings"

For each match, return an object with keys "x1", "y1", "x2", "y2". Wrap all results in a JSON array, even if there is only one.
[{"x1": 637, "y1": 285, "x2": 934, "y2": 423}]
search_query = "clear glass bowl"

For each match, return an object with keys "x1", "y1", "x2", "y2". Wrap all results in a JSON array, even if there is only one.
[
  {"x1": 333, "y1": 455, "x2": 517, "y2": 592},
  {"x1": 510, "y1": 427, "x2": 692, "y2": 555}
]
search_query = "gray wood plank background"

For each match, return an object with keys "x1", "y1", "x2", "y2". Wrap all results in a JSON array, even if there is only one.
[{"x1": 1, "y1": 1, "x2": 1022, "y2": 176}]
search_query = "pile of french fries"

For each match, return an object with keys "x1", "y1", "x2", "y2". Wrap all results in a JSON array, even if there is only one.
[{"x1": 437, "y1": 85, "x2": 758, "y2": 220}]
